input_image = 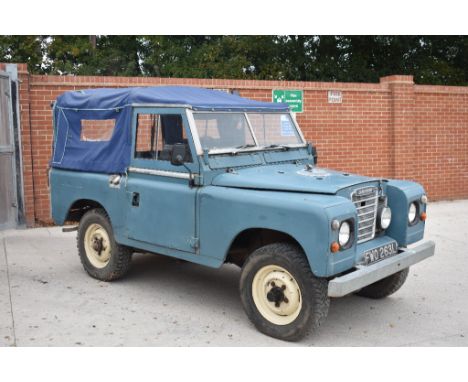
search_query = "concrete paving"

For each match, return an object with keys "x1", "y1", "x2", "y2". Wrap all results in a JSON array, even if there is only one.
[{"x1": 0, "y1": 200, "x2": 467, "y2": 346}]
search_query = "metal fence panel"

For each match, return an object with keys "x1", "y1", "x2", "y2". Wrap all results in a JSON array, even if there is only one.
[
  {"x1": 0, "y1": 76, "x2": 11, "y2": 146},
  {"x1": 0, "y1": 72, "x2": 17, "y2": 229},
  {"x1": 0, "y1": 153, "x2": 15, "y2": 226}
]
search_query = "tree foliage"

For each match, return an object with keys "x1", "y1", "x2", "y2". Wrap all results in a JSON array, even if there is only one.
[
  {"x1": 0, "y1": 35, "x2": 44, "y2": 72},
  {"x1": 0, "y1": 35, "x2": 466, "y2": 85}
]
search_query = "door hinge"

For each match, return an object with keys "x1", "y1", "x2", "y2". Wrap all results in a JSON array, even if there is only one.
[{"x1": 189, "y1": 237, "x2": 199, "y2": 250}]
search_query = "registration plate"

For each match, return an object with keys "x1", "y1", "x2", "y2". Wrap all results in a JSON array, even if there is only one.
[{"x1": 363, "y1": 242, "x2": 399, "y2": 265}]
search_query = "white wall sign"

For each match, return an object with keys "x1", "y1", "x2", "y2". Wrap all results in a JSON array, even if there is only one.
[{"x1": 328, "y1": 90, "x2": 343, "y2": 104}]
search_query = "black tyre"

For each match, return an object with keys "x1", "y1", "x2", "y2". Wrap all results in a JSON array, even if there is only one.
[
  {"x1": 239, "y1": 242, "x2": 329, "y2": 341},
  {"x1": 77, "y1": 208, "x2": 132, "y2": 281},
  {"x1": 355, "y1": 268, "x2": 409, "y2": 299}
]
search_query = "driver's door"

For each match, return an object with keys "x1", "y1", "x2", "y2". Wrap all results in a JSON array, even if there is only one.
[{"x1": 125, "y1": 107, "x2": 199, "y2": 253}]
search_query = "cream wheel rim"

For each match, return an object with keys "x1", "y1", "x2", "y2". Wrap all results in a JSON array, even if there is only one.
[
  {"x1": 252, "y1": 264, "x2": 302, "y2": 325},
  {"x1": 84, "y1": 223, "x2": 111, "y2": 269}
]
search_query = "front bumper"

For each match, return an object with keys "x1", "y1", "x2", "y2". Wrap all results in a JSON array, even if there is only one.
[{"x1": 328, "y1": 240, "x2": 435, "y2": 297}]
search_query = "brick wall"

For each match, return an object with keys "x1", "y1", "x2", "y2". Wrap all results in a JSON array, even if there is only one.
[{"x1": 2, "y1": 64, "x2": 467, "y2": 226}]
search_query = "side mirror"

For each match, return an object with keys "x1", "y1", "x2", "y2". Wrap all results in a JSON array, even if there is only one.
[{"x1": 171, "y1": 143, "x2": 186, "y2": 166}]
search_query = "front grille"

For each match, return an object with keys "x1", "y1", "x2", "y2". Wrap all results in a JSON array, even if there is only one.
[{"x1": 351, "y1": 186, "x2": 379, "y2": 243}]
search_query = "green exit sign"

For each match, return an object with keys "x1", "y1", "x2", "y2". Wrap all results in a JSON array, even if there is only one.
[{"x1": 272, "y1": 89, "x2": 303, "y2": 113}]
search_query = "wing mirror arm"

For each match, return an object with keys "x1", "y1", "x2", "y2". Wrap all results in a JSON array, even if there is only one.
[
  {"x1": 171, "y1": 145, "x2": 195, "y2": 188},
  {"x1": 307, "y1": 142, "x2": 318, "y2": 165},
  {"x1": 181, "y1": 161, "x2": 195, "y2": 188}
]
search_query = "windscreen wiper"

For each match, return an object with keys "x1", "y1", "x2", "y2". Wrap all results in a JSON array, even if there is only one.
[
  {"x1": 235, "y1": 144, "x2": 256, "y2": 149},
  {"x1": 264, "y1": 144, "x2": 291, "y2": 151},
  {"x1": 230, "y1": 143, "x2": 257, "y2": 155}
]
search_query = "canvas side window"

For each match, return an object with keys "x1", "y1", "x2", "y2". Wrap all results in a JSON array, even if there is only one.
[
  {"x1": 135, "y1": 113, "x2": 192, "y2": 163},
  {"x1": 80, "y1": 119, "x2": 116, "y2": 141}
]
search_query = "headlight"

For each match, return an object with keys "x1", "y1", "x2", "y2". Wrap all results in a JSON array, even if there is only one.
[
  {"x1": 338, "y1": 221, "x2": 351, "y2": 247},
  {"x1": 408, "y1": 202, "x2": 418, "y2": 224},
  {"x1": 379, "y1": 206, "x2": 392, "y2": 229}
]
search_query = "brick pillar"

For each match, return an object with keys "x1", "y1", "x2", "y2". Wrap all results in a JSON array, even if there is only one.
[
  {"x1": 16, "y1": 64, "x2": 36, "y2": 226},
  {"x1": 381, "y1": 75, "x2": 416, "y2": 180}
]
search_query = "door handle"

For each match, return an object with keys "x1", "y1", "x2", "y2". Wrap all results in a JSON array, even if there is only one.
[
  {"x1": 109, "y1": 174, "x2": 121, "y2": 188},
  {"x1": 132, "y1": 192, "x2": 140, "y2": 207}
]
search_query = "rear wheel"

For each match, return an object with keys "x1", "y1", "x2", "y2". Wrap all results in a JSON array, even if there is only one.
[
  {"x1": 355, "y1": 268, "x2": 409, "y2": 299},
  {"x1": 240, "y1": 243, "x2": 329, "y2": 341},
  {"x1": 77, "y1": 208, "x2": 132, "y2": 281}
]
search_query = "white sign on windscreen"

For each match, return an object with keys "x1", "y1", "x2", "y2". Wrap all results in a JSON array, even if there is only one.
[{"x1": 280, "y1": 115, "x2": 295, "y2": 137}]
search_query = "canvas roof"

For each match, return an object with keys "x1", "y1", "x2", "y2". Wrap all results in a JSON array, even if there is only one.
[{"x1": 55, "y1": 86, "x2": 290, "y2": 112}]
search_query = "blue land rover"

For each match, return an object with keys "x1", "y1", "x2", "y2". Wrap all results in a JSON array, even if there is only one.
[{"x1": 49, "y1": 86, "x2": 435, "y2": 341}]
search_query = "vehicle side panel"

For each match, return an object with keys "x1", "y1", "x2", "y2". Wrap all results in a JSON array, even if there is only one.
[
  {"x1": 51, "y1": 168, "x2": 223, "y2": 268},
  {"x1": 198, "y1": 186, "x2": 351, "y2": 277},
  {"x1": 125, "y1": 173, "x2": 197, "y2": 253},
  {"x1": 50, "y1": 168, "x2": 127, "y2": 239}
]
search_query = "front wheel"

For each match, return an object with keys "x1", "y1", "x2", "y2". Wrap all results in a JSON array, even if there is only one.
[
  {"x1": 239, "y1": 243, "x2": 329, "y2": 341},
  {"x1": 77, "y1": 208, "x2": 132, "y2": 281}
]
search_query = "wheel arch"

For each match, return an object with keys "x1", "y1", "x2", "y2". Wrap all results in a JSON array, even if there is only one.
[
  {"x1": 224, "y1": 227, "x2": 313, "y2": 270},
  {"x1": 65, "y1": 199, "x2": 109, "y2": 223}
]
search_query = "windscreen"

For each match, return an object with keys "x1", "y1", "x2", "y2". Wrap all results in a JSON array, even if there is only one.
[
  {"x1": 193, "y1": 112, "x2": 302, "y2": 152},
  {"x1": 247, "y1": 113, "x2": 302, "y2": 146},
  {"x1": 193, "y1": 113, "x2": 255, "y2": 150}
]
